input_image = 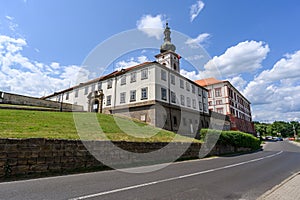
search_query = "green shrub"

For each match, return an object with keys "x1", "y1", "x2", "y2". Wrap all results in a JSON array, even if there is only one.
[{"x1": 200, "y1": 129, "x2": 261, "y2": 150}]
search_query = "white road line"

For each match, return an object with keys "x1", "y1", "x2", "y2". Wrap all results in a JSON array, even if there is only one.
[{"x1": 69, "y1": 151, "x2": 283, "y2": 200}]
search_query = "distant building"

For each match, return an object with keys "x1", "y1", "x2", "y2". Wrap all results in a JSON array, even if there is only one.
[
  {"x1": 195, "y1": 78, "x2": 255, "y2": 134},
  {"x1": 44, "y1": 23, "x2": 214, "y2": 137}
]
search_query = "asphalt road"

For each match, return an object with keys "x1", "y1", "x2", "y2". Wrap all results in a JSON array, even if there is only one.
[{"x1": 1, "y1": 141, "x2": 300, "y2": 200}]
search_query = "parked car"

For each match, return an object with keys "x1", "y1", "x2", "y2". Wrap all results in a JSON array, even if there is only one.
[
  {"x1": 288, "y1": 137, "x2": 295, "y2": 141},
  {"x1": 273, "y1": 137, "x2": 283, "y2": 141}
]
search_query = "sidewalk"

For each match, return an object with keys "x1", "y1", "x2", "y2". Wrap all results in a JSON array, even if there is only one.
[
  {"x1": 258, "y1": 172, "x2": 300, "y2": 200},
  {"x1": 258, "y1": 141, "x2": 300, "y2": 200}
]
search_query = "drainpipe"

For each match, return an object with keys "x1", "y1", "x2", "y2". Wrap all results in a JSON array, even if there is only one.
[{"x1": 168, "y1": 69, "x2": 173, "y2": 131}]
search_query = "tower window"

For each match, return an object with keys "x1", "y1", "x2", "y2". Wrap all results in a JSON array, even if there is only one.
[{"x1": 173, "y1": 63, "x2": 177, "y2": 70}]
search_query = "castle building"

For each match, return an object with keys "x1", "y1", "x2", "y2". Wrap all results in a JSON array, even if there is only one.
[
  {"x1": 195, "y1": 78, "x2": 255, "y2": 134},
  {"x1": 44, "y1": 23, "x2": 212, "y2": 137}
]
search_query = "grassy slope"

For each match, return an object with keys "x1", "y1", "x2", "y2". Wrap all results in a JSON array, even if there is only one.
[{"x1": 0, "y1": 109, "x2": 199, "y2": 143}]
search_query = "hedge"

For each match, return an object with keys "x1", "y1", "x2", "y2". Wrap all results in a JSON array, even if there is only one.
[{"x1": 200, "y1": 129, "x2": 261, "y2": 150}]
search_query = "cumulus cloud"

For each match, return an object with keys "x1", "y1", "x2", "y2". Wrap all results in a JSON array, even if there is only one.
[
  {"x1": 203, "y1": 40, "x2": 270, "y2": 78},
  {"x1": 136, "y1": 14, "x2": 164, "y2": 40},
  {"x1": 190, "y1": 0, "x2": 205, "y2": 22},
  {"x1": 185, "y1": 33, "x2": 210, "y2": 48},
  {"x1": 226, "y1": 76, "x2": 247, "y2": 92},
  {"x1": 0, "y1": 35, "x2": 89, "y2": 97},
  {"x1": 180, "y1": 40, "x2": 269, "y2": 80},
  {"x1": 115, "y1": 55, "x2": 150, "y2": 71},
  {"x1": 243, "y1": 50, "x2": 300, "y2": 121}
]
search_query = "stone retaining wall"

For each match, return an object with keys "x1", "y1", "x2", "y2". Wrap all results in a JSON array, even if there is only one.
[
  {"x1": 0, "y1": 138, "x2": 251, "y2": 180},
  {"x1": 0, "y1": 92, "x2": 83, "y2": 111}
]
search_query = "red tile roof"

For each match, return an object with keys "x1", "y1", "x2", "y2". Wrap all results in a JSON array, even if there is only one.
[{"x1": 194, "y1": 77, "x2": 224, "y2": 87}]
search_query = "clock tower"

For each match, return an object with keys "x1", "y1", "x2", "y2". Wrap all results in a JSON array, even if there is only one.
[{"x1": 155, "y1": 22, "x2": 181, "y2": 73}]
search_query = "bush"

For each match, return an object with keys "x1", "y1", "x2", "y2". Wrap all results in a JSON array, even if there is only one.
[{"x1": 200, "y1": 129, "x2": 261, "y2": 150}]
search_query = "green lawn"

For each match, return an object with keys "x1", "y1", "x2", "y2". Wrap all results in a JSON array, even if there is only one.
[{"x1": 0, "y1": 109, "x2": 200, "y2": 143}]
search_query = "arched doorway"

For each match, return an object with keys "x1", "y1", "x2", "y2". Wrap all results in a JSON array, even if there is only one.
[{"x1": 92, "y1": 99, "x2": 99, "y2": 113}]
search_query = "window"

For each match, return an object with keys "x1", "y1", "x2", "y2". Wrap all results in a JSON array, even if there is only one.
[
  {"x1": 84, "y1": 86, "x2": 89, "y2": 95},
  {"x1": 120, "y1": 92, "x2": 126, "y2": 104},
  {"x1": 88, "y1": 84, "x2": 94, "y2": 92},
  {"x1": 208, "y1": 89, "x2": 212, "y2": 98},
  {"x1": 170, "y1": 74, "x2": 175, "y2": 85},
  {"x1": 187, "y1": 97, "x2": 191, "y2": 107},
  {"x1": 171, "y1": 91, "x2": 176, "y2": 103},
  {"x1": 130, "y1": 72, "x2": 136, "y2": 83},
  {"x1": 199, "y1": 101, "x2": 203, "y2": 111},
  {"x1": 192, "y1": 99, "x2": 196, "y2": 109},
  {"x1": 217, "y1": 108, "x2": 224, "y2": 114},
  {"x1": 216, "y1": 100, "x2": 222, "y2": 105},
  {"x1": 203, "y1": 91, "x2": 207, "y2": 98},
  {"x1": 161, "y1": 88, "x2": 167, "y2": 101},
  {"x1": 208, "y1": 101, "x2": 212, "y2": 106},
  {"x1": 106, "y1": 95, "x2": 111, "y2": 106},
  {"x1": 141, "y1": 68, "x2": 148, "y2": 80},
  {"x1": 198, "y1": 88, "x2": 202, "y2": 96},
  {"x1": 161, "y1": 69, "x2": 167, "y2": 81},
  {"x1": 192, "y1": 85, "x2": 195, "y2": 94},
  {"x1": 215, "y1": 88, "x2": 222, "y2": 97},
  {"x1": 141, "y1": 87, "x2": 148, "y2": 100},
  {"x1": 75, "y1": 89, "x2": 79, "y2": 98},
  {"x1": 186, "y1": 82, "x2": 190, "y2": 91},
  {"x1": 121, "y1": 76, "x2": 126, "y2": 85},
  {"x1": 65, "y1": 92, "x2": 69, "y2": 100},
  {"x1": 203, "y1": 103, "x2": 207, "y2": 112},
  {"x1": 107, "y1": 79, "x2": 112, "y2": 89},
  {"x1": 97, "y1": 82, "x2": 102, "y2": 90},
  {"x1": 180, "y1": 79, "x2": 184, "y2": 89},
  {"x1": 130, "y1": 90, "x2": 136, "y2": 102},
  {"x1": 180, "y1": 95, "x2": 185, "y2": 106}
]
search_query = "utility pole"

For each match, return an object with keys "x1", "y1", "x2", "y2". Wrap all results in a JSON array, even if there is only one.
[{"x1": 293, "y1": 124, "x2": 297, "y2": 139}]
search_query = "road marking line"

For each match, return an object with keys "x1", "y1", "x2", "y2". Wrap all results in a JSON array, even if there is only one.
[{"x1": 69, "y1": 151, "x2": 283, "y2": 200}]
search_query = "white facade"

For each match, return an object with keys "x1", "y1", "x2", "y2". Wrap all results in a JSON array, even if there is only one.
[{"x1": 47, "y1": 62, "x2": 209, "y2": 115}]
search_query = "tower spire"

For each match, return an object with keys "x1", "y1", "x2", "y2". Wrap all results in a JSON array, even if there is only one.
[{"x1": 160, "y1": 22, "x2": 176, "y2": 53}]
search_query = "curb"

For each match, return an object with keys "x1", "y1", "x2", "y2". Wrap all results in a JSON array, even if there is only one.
[{"x1": 257, "y1": 172, "x2": 300, "y2": 200}]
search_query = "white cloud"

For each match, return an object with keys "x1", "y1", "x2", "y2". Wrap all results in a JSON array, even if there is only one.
[
  {"x1": 115, "y1": 55, "x2": 150, "y2": 71},
  {"x1": 226, "y1": 76, "x2": 247, "y2": 92},
  {"x1": 136, "y1": 15, "x2": 164, "y2": 40},
  {"x1": 5, "y1": 16, "x2": 14, "y2": 21},
  {"x1": 0, "y1": 35, "x2": 88, "y2": 97},
  {"x1": 203, "y1": 40, "x2": 269, "y2": 78},
  {"x1": 190, "y1": 0, "x2": 205, "y2": 22},
  {"x1": 179, "y1": 41, "x2": 300, "y2": 122},
  {"x1": 180, "y1": 40, "x2": 269, "y2": 80},
  {"x1": 243, "y1": 50, "x2": 300, "y2": 121},
  {"x1": 185, "y1": 33, "x2": 210, "y2": 48}
]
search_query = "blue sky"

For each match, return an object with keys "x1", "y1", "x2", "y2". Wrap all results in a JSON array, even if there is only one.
[{"x1": 0, "y1": 0, "x2": 300, "y2": 122}]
